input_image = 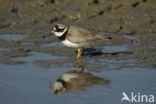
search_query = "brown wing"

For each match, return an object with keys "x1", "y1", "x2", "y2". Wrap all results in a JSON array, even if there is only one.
[{"x1": 66, "y1": 26, "x2": 96, "y2": 44}]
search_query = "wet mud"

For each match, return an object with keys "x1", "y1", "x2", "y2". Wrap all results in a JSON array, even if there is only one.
[{"x1": 0, "y1": 0, "x2": 155, "y2": 67}]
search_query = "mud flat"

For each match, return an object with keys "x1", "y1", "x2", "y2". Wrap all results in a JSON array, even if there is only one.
[{"x1": 0, "y1": 0, "x2": 155, "y2": 67}]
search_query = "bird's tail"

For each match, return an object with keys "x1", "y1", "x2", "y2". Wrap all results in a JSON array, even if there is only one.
[{"x1": 94, "y1": 35, "x2": 112, "y2": 40}]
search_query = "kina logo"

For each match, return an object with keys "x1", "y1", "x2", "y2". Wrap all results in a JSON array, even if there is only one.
[{"x1": 121, "y1": 92, "x2": 154, "y2": 103}]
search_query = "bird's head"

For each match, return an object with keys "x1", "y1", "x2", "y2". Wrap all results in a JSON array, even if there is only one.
[
  {"x1": 51, "y1": 24, "x2": 68, "y2": 37},
  {"x1": 51, "y1": 79, "x2": 66, "y2": 94}
]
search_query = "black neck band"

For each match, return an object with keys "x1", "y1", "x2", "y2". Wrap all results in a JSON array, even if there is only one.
[
  {"x1": 56, "y1": 79, "x2": 66, "y2": 88},
  {"x1": 57, "y1": 29, "x2": 68, "y2": 41}
]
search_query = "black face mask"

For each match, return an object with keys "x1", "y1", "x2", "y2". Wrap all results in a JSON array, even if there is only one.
[{"x1": 54, "y1": 25, "x2": 65, "y2": 32}]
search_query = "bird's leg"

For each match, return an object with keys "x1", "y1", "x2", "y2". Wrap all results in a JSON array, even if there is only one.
[
  {"x1": 77, "y1": 67, "x2": 84, "y2": 72},
  {"x1": 77, "y1": 68, "x2": 81, "y2": 72},
  {"x1": 76, "y1": 48, "x2": 84, "y2": 59},
  {"x1": 77, "y1": 63, "x2": 84, "y2": 72},
  {"x1": 76, "y1": 48, "x2": 81, "y2": 59}
]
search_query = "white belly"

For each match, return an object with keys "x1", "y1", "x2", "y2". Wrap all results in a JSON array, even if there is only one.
[{"x1": 61, "y1": 39, "x2": 80, "y2": 48}]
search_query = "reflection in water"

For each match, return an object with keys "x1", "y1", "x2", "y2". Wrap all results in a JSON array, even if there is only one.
[{"x1": 50, "y1": 66, "x2": 109, "y2": 94}]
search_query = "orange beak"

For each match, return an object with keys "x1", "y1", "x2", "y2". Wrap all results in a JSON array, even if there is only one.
[{"x1": 51, "y1": 30, "x2": 55, "y2": 34}]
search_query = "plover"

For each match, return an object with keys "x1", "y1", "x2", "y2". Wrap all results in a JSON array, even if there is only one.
[{"x1": 51, "y1": 24, "x2": 112, "y2": 58}]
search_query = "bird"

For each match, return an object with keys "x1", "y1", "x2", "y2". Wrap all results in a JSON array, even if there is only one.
[
  {"x1": 51, "y1": 24, "x2": 112, "y2": 59},
  {"x1": 50, "y1": 70, "x2": 109, "y2": 94}
]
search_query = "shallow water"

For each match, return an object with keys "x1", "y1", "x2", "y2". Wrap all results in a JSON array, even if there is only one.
[
  {"x1": 0, "y1": 34, "x2": 26, "y2": 40},
  {"x1": 101, "y1": 45, "x2": 128, "y2": 53},
  {"x1": 41, "y1": 42, "x2": 63, "y2": 47},
  {"x1": 0, "y1": 63, "x2": 155, "y2": 104},
  {"x1": 0, "y1": 34, "x2": 156, "y2": 104},
  {"x1": 11, "y1": 52, "x2": 60, "y2": 62}
]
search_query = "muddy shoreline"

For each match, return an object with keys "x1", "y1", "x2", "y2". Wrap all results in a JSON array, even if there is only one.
[
  {"x1": 0, "y1": 0, "x2": 155, "y2": 34},
  {"x1": 0, "y1": 0, "x2": 156, "y2": 68}
]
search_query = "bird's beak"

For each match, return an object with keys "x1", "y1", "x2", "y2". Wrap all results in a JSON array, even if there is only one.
[{"x1": 51, "y1": 30, "x2": 55, "y2": 34}]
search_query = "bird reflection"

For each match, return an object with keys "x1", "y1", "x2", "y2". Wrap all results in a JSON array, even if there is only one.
[{"x1": 50, "y1": 66, "x2": 109, "y2": 94}]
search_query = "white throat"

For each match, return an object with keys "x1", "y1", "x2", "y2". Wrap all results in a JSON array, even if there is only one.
[{"x1": 55, "y1": 27, "x2": 68, "y2": 37}]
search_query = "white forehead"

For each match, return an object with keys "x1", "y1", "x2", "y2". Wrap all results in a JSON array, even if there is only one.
[
  {"x1": 57, "y1": 24, "x2": 65, "y2": 29},
  {"x1": 52, "y1": 82, "x2": 64, "y2": 93},
  {"x1": 53, "y1": 82, "x2": 63, "y2": 89}
]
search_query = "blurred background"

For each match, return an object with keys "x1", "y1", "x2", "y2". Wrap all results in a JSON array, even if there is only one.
[{"x1": 0, "y1": 0, "x2": 155, "y2": 35}]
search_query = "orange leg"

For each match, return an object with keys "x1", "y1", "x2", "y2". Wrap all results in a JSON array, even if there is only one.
[
  {"x1": 76, "y1": 48, "x2": 84, "y2": 59},
  {"x1": 77, "y1": 63, "x2": 84, "y2": 72}
]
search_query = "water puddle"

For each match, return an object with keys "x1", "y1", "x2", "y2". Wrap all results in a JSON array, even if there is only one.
[
  {"x1": 0, "y1": 34, "x2": 27, "y2": 40},
  {"x1": 0, "y1": 47, "x2": 10, "y2": 56},
  {"x1": 101, "y1": 45, "x2": 128, "y2": 53},
  {"x1": 41, "y1": 42, "x2": 64, "y2": 47},
  {"x1": 0, "y1": 63, "x2": 155, "y2": 104},
  {"x1": 21, "y1": 41, "x2": 33, "y2": 45},
  {"x1": 123, "y1": 34, "x2": 139, "y2": 46},
  {"x1": 122, "y1": 34, "x2": 138, "y2": 40},
  {"x1": 0, "y1": 47, "x2": 9, "y2": 51},
  {"x1": 12, "y1": 51, "x2": 59, "y2": 62}
]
